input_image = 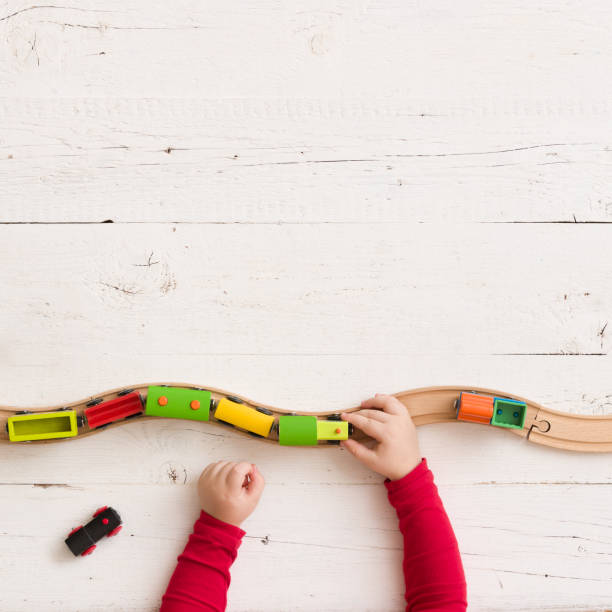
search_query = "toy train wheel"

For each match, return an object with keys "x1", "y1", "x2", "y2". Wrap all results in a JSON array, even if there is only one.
[
  {"x1": 86, "y1": 398, "x2": 104, "y2": 407},
  {"x1": 81, "y1": 545, "x2": 96, "y2": 556},
  {"x1": 93, "y1": 506, "x2": 108, "y2": 517},
  {"x1": 255, "y1": 406, "x2": 273, "y2": 416},
  {"x1": 67, "y1": 525, "x2": 83, "y2": 538},
  {"x1": 225, "y1": 395, "x2": 244, "y2": 404},
  {"x1": 217, "y1": 420, "x2": 235, "y2": 429},
  {"x1": 117, "y1": 388, "x2": 134, "y2": 397},
  {"x1": 107, "y1": 526, "x2": 122, "y2": 538}
]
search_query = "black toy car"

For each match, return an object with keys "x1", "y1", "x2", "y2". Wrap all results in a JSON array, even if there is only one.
[{"x1": 65, "y1": 506, "x2": 122, "y2": 556}]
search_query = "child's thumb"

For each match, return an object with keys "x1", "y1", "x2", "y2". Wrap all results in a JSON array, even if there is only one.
[{"x1": 341, "y1": 439, "x2": 377, "y2": 471}]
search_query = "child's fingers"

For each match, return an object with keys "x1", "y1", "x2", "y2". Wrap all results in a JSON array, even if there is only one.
[
  {"x1": 210, "y1": 460, "x2": 230, "y2": 478},
  {"x1": 246, "y1": 464, "x2": 265, "y2": 499},
  {"x1": 200, "y1": 463, "x2": 215, "y2": 479},
  {"x1": 341, "y1": 412, "x2": 385, "y2": 441},
  {"x1": 226, "y1": 461, "x2": 253, "y2": 490},
  {"x1": 341, "y1": 438, "x2": 378, "y2": 467},
  {"x1": 218, "y1": 461, "x2": 239, "y2": 480},
  {"x1": 361, "y1": 394, "x2": 405, "y2": 416},
  {"x1": 346, "y1": 408, "x2": 390, "y2": 422}
]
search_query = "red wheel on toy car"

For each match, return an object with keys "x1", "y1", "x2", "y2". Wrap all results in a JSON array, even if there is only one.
[
  {"x1": 67, "y1": 525, "x2": 83, "y2": 538},
  {"x1": 93, "y1": 506, "x2": 108, "y2": 517},
  {"x1": 81, "y1": 545, "x2": 96, "y2": 556},
  {"x1": 107, "y1": 526, "x2": 122, "y2": 537}
]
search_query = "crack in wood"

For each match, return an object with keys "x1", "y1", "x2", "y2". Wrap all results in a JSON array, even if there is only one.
[
  {"x1": 0, "y1": 4, "x2": 112, "y2": 22},
  {"x1": 493, "y1": 353, "x2": 607, "y2": 356},
  {"x1": 242, "y1": 534, "x2": 401, "y2": 553}
]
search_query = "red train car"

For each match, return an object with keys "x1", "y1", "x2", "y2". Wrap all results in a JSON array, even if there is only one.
[{"x1": 84, "y1": 392, "x2": 143, "y2": 429}]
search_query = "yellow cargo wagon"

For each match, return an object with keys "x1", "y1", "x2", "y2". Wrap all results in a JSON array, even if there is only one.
[{"x1": 7, "y1": 410, "x2": 78, "y2": 442}]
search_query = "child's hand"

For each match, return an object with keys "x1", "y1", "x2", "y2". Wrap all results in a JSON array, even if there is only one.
[
  {"x1": 340, "y1": 394, "x2": 421, "y2": 481},
  {"x1": 198, "y1": 461, "x2": 265, "y2": 527}
]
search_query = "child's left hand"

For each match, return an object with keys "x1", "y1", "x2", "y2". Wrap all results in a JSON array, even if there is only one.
[{"x1": 198, "y1": 460, "x2": 265, "y2": 527}]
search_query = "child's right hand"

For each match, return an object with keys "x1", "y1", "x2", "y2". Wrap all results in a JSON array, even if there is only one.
[
  {"x1": 198, "y1": 460, "x2": 265, "y2": 527},
  {"x1": 340, "y1": 394, "x2": 421, "y2": 481}
]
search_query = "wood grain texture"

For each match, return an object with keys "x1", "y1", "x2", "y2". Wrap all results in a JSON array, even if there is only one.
[
  {"x1": 2, "y1": 0, "x2": 612, "y2": 609},
  {"x1": 2, "y1": 97, "x2": 612, "y2": 224}
]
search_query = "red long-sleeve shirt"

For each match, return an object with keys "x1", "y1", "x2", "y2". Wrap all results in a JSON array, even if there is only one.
[{"x1": 161, "y1": 459, "x2": 467, "y2": 611}]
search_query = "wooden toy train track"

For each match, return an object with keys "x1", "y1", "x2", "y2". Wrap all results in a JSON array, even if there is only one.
[{"x1": 1, "y1": 384, "x2": 612, "y2": 452}]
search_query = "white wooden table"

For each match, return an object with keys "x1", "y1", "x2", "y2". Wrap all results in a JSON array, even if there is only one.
[{"x1": 1, "y1": 2, "x2": 612, "y2": 610}]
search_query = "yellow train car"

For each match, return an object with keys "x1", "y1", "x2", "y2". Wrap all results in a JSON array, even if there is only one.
[
  {"x1": 214, "y1": 398, "x2": 275, "y2": 437},
  {"x1": 7, "y1": 410, "x2": 78, "y2": 442}
]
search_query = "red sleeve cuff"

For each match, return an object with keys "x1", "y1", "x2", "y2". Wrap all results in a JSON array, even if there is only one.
[
  {"x1": 384, "y1": 458, "x2": 430, "y2": 494},
  {"x1": 195, "y1": 510, "x2": 246, "y2": 541}
]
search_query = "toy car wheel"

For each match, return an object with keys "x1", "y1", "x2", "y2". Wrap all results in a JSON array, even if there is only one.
[
  {"x1": 67, "y1": 525, "x2": 83, "y2": 538},
  {"x1": 93, "y1": 506, "x2": 108, "y2": 517},
  {"x1": 106, "y1": 526, "x2": 122, "y2": 538},
  {"x1": 81, "y1": 545, "x2": 96, "y2": 556}
]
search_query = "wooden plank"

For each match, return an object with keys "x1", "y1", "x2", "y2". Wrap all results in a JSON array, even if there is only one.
[
  {"x1": 0, "y1": 479, "x2": 610, "y2": 611},
  {"x1": 1, "y1": 97, "x2": 612, "y2": 223},
  {"x1": 3, "y1": 1, "x2": 612, "y2": 102},
  {"x1": 0, "y1": 223, "x2": 611, "y2": 361}
]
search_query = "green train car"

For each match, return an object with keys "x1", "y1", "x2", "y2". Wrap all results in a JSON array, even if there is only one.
[
  {"x1": 278, "y1": 415, "x2": 350, "y2": 446},
  {"x1": 145, "y1": 386, "x2": 212, "y2": 421}
]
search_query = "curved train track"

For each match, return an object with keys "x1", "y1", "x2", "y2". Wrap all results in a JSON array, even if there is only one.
[{"x1": 1, "y1": 383, "x2": 611, "y2": 452}]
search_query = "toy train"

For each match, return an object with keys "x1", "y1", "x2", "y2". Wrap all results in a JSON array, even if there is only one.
[
  {"x1": 5, "y1": 385, "x2": 352, "y2": 445},
  {"x1": 455, "y1": 391, "x2": 526, "y2": 429},
  {"x1": 4, "y1": 386, "x2": 528, "y2": 444}
]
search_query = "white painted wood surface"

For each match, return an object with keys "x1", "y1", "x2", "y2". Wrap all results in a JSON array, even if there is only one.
[{"x1": 1, "y1": 1, "x2": 612, "y2": 610}]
